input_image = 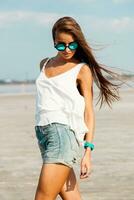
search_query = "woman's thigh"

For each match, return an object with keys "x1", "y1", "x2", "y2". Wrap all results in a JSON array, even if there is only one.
[
  {"x1": 35, "y1": 163, "x2": 71, "y2": 199},
  {"x1": 59, "y1": 168, "x2": 82, "y2": 200},
  {"x1": 35, "y1": 123, "x2": 80, "y2": 168}
]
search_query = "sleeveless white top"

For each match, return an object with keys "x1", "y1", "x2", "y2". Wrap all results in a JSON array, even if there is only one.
[{"x1": 35, "y1": 58, "x2": 89, "y2": 146}]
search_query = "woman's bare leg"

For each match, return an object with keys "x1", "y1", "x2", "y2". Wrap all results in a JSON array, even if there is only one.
[
  {"x1": 34, "y1": 163, "x2": 71, "y2": 200},
  {"x1": 59, "y1": 168, "x2": 82, "y2": 200}
]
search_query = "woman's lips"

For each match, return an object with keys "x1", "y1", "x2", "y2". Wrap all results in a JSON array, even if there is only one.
[{"x1": 63, "y1": 53, "x2": 71, "y2": 56}]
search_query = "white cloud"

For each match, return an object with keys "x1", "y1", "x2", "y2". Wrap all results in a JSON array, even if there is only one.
[
  {"x1": 82, "y1": 15, "x2": 134, "y2": 33},
  {"x1": 0, "y1": 11, "x2": 60, "y2": 28},
  {"x1": 107, "y1": 17, "x2": 134, "y2": 32},
  {"x1": 0, "y1": 11, "x2": 134, "y2": 33},
  {"x1": 112, "y1": 0, "x2": 133, "y2": 4},
  {"x1": 111, "y1": 17, "x2": 132, "y2": 30}
]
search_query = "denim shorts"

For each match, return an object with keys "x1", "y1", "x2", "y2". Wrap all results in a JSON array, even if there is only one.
[{"x1": 35, "y1": 122, "x2": 80, "y2": 168}]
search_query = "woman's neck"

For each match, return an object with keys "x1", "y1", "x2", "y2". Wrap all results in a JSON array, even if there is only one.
[{"x1": 52, "y1": 54, "x2": 78, "y2": 64}]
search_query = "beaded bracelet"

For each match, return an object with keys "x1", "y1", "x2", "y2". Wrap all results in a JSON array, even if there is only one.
[{"x1": 84, "y1": 141, "x2": 95, "y2": 151}]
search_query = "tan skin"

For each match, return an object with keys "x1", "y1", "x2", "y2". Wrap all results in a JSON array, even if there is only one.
[{"x1": 34, "y1": 32, "x2": 95, "y2": 200}]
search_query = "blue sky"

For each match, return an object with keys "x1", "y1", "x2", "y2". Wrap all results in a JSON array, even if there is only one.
[{"x1": 0, "y1": 0, "x2": 134, "y2": 80}]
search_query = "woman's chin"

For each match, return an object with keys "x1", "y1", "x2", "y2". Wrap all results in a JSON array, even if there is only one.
[{"x1": 62, "y1": 54, "x2": 74, "y2": 60}]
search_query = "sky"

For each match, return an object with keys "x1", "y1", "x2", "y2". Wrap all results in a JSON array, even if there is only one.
[{"x1": 0, "y1": 0, "x2": 134, "y2": 81}]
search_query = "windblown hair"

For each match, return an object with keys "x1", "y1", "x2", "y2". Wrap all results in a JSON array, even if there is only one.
[{"x1": 52, "y1": 16, "x2": 122, "y2": 109}]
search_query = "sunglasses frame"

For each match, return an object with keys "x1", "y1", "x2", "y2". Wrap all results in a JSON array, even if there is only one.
[{"x1": 54, "y1": 41, "x2": 78, "y2": 51}]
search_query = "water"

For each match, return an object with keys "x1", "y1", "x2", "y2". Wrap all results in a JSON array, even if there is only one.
[{"x1": 0, "y1": 79, "x2": 134, "y2": 96}]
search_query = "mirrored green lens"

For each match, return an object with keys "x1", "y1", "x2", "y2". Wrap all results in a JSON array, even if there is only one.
[
  {"x1": 69, "y1": 42, "x2": 78, "y2": 50},
  {"x1": 55, "y1": 43, "x2": 65, "y2": 51}
]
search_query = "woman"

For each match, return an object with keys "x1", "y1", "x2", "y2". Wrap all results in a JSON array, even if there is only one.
[{"x1": 34, "y1": 16, "x2": 120, "y2": 200}]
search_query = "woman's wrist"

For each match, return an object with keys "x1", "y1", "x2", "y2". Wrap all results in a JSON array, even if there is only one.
[
  {"x1": 85, "y1": 147, "x2": 91, "y2": 155},
  {"x1": 84, "y1": 148, "x2": 92, "y2": 160}
]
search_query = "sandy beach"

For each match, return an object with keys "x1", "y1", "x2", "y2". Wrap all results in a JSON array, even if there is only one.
[{"x1": 0, "y1": 88, "x2": 134, "y2": 200}]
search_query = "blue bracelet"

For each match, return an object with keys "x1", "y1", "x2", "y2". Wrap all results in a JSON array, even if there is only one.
[{"x1": 84, "y1": 141, "x2": 94, "y2": 151}]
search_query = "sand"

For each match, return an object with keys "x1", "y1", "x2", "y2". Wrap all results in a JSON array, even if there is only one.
[{"x1": 0, "y1": 88, "x2": 134, "y2": 200}]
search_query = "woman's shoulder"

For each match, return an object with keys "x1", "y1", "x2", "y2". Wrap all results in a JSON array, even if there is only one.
[{"x1": 39, "y1": 57, "x2": 49, "y2": 71}]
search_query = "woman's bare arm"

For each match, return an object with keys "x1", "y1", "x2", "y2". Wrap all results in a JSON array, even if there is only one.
[
  {"x1": 78, "y1": 64, "x2": 95, "y2": 145},
  {"x1": 78, "y1": 64, "x2": 95, "y2": 178}
]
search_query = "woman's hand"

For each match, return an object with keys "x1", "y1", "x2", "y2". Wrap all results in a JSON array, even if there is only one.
[{"x1": 80, "y1": 149, "x2": 92, "y2": 179}]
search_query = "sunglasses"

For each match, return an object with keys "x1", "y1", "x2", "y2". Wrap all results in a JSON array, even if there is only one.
[{"x1": 54, "y1": 41, "x2": 78, "y2": 51}]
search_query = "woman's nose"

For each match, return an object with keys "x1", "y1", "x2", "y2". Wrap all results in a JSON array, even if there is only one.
[{"x1": 65, "y1": 46, "x2": 70, "y2": 52}]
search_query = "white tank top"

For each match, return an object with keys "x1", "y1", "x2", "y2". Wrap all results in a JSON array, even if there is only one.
[{"x1": 35, "y1": 58, "x2": 89, "y2": 145}]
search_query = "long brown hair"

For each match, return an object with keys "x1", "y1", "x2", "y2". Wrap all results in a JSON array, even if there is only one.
[{"x1": 52, "y1": 16, "x2": 122, "y2": 109}]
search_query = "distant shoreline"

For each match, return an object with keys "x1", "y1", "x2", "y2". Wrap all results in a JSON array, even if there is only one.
[
  {"x1": 0, "y1": 76, "x2": 134, "y2": 96},
  {"x1": 0, "y1": 74, "x2": 134, "y2": 85},
  {"x1": 0, "y1": 82, "x2": 36, "y2": 95},
  {"x1": 0, "y1": 81, "x2": 35, "y2": 85}
]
